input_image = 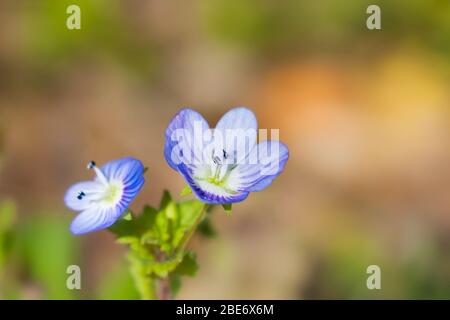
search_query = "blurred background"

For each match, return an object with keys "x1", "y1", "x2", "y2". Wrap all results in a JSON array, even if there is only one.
[{"x1": 0, "y1": 0, "x2": 449, "y2": 299}]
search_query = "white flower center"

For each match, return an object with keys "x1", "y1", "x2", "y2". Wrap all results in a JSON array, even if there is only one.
[
  {"x1": 80, "y1": 161, "x2": 124, "y2": 207},
  {"x1": 192, "y1": 151, "x2": 241, "y2": 196}
]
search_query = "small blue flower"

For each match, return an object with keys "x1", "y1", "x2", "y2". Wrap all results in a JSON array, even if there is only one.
[
  {"x1": 64, "y1": 157, "x2": 145, "y2": 235},
  {"x1": 164, "y1": 107, "x2": 289, "y2": 204}
]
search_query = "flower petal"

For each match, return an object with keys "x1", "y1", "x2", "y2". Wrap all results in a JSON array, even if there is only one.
[
  {"x1": 214, "y1": 107, "x2": 257, "y2": 163},
  {"x1": 64, "y1": 181, "x2": 104, "y2": 211},
  {"x1": 101, "y1": 157, "x2": 145, "y2": 186},
  {"x1": 233, "y1": 140, "x2": 289, "y2": 192},
  {"x1": 164, "y1": 108, "x2": 210, "y2": 170},
  {"x1": 70, "y1": 205, "x2": 123, "y2": 235},
  {"x1": 177, "y1": 163, "x2": 249, "y2": 204}
]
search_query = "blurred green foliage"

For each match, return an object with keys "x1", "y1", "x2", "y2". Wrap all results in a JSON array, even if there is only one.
[
  {"x1": 304, "y1": 227, "x2": 450, "y2": 299},
  {"x1": 21, "y1": 0, "x2": 157, "y2": 79},
  {"x1": 201, "y1": 0, "x2": 450, "y2": 56},
  {"x1": 0, "y1": 203, "x2": 140, "y2": 299},
  {"x1": 0, "y1": 192, "x2": 209, "y2": 299},
  {"x1": 0, "y1": 200, "x2": 16, "y2": 270},
  {"x1": 96, "y1": 260, "x2": 140, "y2": 300},
  {"x1": 18, "y1": 214, "x2": 79, "y2": 299}
]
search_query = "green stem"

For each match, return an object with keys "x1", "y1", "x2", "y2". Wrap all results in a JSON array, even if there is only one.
[
  {"x1": 176, "y1": 203, "x2": 210, "y2": 255},
  {"x1": 127, "y1": 252, "x2": 157, "y2": 300},
  {"x1": 155, "y1": 202, "x2": 210, "y2": 300}
]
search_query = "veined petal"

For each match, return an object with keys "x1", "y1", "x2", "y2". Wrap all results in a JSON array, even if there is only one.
[
  {"x1": 64, "y1": 181, "x2": 104, "y2": 211},
  {"x1": 70, "y1": 205, "x2": 122, "y2": 235},
  {"x1": 164, "y1": 108, "x2": 210, "y2": 170},
  {"x1": 101, "y1": 157, "x2": 145, "y2": 186},
  {"x1": 214, "y1": 107, "x2": 257, "y2": 163},
  {"x1": 233, "y1": 140, "x2": 289, "y2": 192}
]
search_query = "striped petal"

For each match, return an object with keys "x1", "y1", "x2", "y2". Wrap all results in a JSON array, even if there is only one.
[
  {"x1": 164, "y1": 108, "x2": 210, "y2": 170},
  {"x1": 70, "y1": 205, "x2": 122, "y2": 235},
  {"x1": 64, "y1": 181, "x2": 104, "y2": 211},
  {"x1": 214, "y1": 107, "x2": 257, "y2": 163},
  {"x1": 232, "y1": 141, "x2": 289, "y2": 192}
]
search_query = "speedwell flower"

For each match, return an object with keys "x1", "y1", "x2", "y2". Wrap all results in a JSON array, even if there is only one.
[
  {"x1": 64, "y1": 157, "x2": 145, "y2": 235},
  {"x1": 164, "y1": 107, "x2": 289, "y2": 204}
]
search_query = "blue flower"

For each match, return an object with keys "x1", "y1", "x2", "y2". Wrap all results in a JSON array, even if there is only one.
[
  {"x1": 64, "y1": 157, "x2": 145, "y2": 235},
  {"x1": 164, "y1": 107, "x2": 289, "y2": 204}
]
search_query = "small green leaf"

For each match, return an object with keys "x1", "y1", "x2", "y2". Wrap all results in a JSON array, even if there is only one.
[
  {"x1": 138, "y1": 206, "x2": 158, "y2": 231},
  {"x1": 123, "y1": 211, "x2": 133, "y2": 221},
  {"x1": 174, "y1": 251, "x2": 199, "y2": 277},
  {"x1": 198, "y1": 217, "x2": 217, "y2": 238},
  {"x1": 180, "y1": 185, "x2": 192, "y2": 196},
  {"x1": 222, "y1": 203, "x2": 232, "y2": 215},
  {"x1": 151, "y1": 258, "x2": 180, "y2": 277},
  {"x1": 159, "y1": 190, "x2": 172, "y2": 210},
  {"x1": 116, "y1": 236, "x2": 139, "y2": 245},
  {"x1": 108, "y1": 218, "x2": 136, "y2": 238}
]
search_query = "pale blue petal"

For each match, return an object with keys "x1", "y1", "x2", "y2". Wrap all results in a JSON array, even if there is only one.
[
  {"x1": 70, "y1": 205, "x2": 122, "y2": 235},
  {"x1": 101, "y1": 157, "x2": 145, "y2": 186},
  {"x1": 64, "y1": 181, "x2": 103, "y2": 211},
  {"x1": 214, "y1": 107, "x2": 257, "y2": 163},
  {"x1": 164, "y1": 108, "x2": 210, "y2": 170},
  {"x1": 236, "y1": 141, "x2": 289, "y2": 192}
]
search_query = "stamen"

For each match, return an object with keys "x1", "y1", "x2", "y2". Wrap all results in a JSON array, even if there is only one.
[
  {"x1": 77, "y1": 191, "x2": 86, "y2": 200},
  {"x1": 87, "y1": 161, "x2": 96, "y2": 169},
  {"x1": 209, "y1": 149, "x2": 237, "y2": 185},
  {"x1": 213, "y1": 156, "x2": 222, "y2": 165},
  {"x1": 87, "y1": 160, "x2": 109, "y2": 186}
]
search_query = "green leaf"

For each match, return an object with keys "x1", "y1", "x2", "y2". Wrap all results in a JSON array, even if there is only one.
[
  {"x1": 167, "y1": 252, "x2": 199, "y2": 297},
  {"x1": 222, "y1": 203, "x2": 232, "y2": 215},
  {"x1": 180, "y1": 185, "x2": 192, "y2": 196},
  {"x1": 174, "y1": 251, "x2": 199, "y2": 277},
  {"x1": 123, "y1": 211, "x2": 133, "y2": 221},
  {"x1": 138, "y1": 205, "x2": 158, "y2": 231},
  {"x1": 109, "y1": 206, "x2": 158, "y2": 240},
  {"x1": 108, "y1": 217, "x2": 136, "y2": 238},
  {"x1": 198, "y1": 216, "x2": 217, "y2": 238},
  {"x1": 150, "y1": 257, "x2": 181, "y2": 277},
  {"x1": 159, "y1": 190, "x2": 172, "y2": 210}
]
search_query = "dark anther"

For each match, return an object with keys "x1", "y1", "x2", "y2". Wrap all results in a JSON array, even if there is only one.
[
  {"x1": 223, "y1": 149, "x2": 228, "y2": 159},
  {"x1": 77, "y1": 191, "x2": 86, "y2": 200},
  {"x1": 88, "y1": 161, "x2": 96, "y2": 169},
  {"x1": 213, "y1": 156, "x2": 222, "y2": 165}
]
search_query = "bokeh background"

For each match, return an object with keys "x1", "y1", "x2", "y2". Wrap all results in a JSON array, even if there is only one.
[{"x1": 0, "y1": 0, "x2": 449, "y2": 299}]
